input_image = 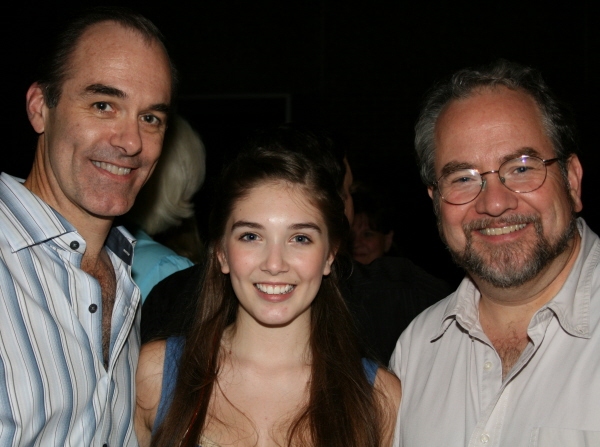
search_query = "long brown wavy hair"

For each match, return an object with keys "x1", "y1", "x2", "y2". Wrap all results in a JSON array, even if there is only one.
[{"x1": 151, "y1": 127, "x2": 386, "y2": 447}]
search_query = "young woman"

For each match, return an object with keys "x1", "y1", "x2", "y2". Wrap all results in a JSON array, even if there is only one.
[{"x1": 135, "y1": 129, "x2": 401, "y2": 447}]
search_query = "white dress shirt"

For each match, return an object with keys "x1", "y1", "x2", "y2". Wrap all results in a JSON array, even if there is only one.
[
  {"x1": 0, "y1": 173, "x2": 140, "y2": 447},
  {"x1": 391, "y1": 218, "x2": 600, "y2": 447}
]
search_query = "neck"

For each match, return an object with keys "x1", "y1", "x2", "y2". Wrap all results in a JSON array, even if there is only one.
[
  {"x1": 476, "y1": 230, "x2": 581, "y2": 326},
  {"x1": 24, "y1": 144, "x2": 113, "y2": 261},
  {"x1": 226, "y1": 309, "x2": 311, "y2": 367}
]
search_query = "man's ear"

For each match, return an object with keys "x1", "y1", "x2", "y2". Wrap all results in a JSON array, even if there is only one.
[
  {"x1": 566, "y1": 154, "x2": 583, "y2": 213},
  {"x1": 217, "y1": 248, "x2": 230, "y2": 274},
  {"x1": 428, "y1": 186, "x2": 434, "y2": 200},
  {"x1": 26, "y1": 83, "x2": 47, "y2": 134}
]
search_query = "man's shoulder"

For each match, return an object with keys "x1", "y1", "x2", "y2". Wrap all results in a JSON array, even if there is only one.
[{"x1": 401, "y1": 292, "x2": 457, "y2": 341}]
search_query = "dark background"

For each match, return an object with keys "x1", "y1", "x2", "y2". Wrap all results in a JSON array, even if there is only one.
[{"x1": 2, "y1": 1, "x2": 597, "y2": 287}]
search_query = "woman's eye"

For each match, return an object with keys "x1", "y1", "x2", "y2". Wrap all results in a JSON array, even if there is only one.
[
  {"x1": 293, "y1": 235, "x2": 311, "y2": 244},
  {"x1": 240, "y1": 233, "x2": 258, "y2": 242}
]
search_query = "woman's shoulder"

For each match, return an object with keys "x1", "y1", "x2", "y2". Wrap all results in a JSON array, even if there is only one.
[
  {"x1": 373, "y1": 367, "x2": 401, "y2": 447},
  {"x1": 135, "y1": 339, "x2": 168, "y2": 446},
  {"x1": 374, "y1": 367, "x2": 401, "y2": 403},
  {"x1": 137, "y1": 340, "x2": 168, "y2": 406}
]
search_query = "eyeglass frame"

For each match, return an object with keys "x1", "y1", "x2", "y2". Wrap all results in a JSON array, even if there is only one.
[{"x1": 432, "y1": 155, "x2": 560, "y2": 205}]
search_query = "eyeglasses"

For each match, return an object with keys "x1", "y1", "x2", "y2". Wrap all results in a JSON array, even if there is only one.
[{"x1": 433, "y1": 155, "x2": 559, "y2": 205}]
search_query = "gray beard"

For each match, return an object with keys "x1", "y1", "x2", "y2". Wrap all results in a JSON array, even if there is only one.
[{"x1": 446, "y1": 215, "x2": 577, "y2": 289}]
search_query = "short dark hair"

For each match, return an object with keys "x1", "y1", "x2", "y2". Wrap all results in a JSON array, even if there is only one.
[
  {"x1": 415, "y1": 59, "x2": 579, "y2": 186},
  {"x1": 37, "y1": 6, "x2": 177, "y2": 108}
]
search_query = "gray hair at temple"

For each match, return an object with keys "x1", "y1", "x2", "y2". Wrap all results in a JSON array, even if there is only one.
[
  {"x1": 414, "y1": 59, "x2": 579, "y2": 187},
  {"x1": 127, "y1": 115, "x2": 206, "y2": 235}
]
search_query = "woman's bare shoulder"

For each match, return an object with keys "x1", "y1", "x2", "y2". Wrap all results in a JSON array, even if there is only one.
[
  {"x1": 135, "y1": 340, "x2": 168, "y2": 447},
  {"x1": 374, "y1": 367, "x2": 401, "y2": 447}
]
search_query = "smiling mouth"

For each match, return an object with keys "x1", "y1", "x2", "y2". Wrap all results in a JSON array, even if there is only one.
[
  {"x1": 92, "y1": 161, "x2": 132, "y2": 176},
  {"x1": 479, "y1": 223, "x2": 527, "y2": 236},
  {"x1": 255, "y1": 283, "x2": 295, "y2": 295}
]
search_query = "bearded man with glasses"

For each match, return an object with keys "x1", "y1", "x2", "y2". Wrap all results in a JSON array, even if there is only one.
[{"x1": 390, "y1": 60, "x2": 599, "y2": 447}]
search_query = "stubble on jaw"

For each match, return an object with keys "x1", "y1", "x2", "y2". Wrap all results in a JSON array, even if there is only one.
[{"x1": 451, "y1": 215, "x2": 576, "y2": 288}]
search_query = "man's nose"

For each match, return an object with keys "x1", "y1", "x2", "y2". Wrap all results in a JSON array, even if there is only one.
[
  {"x1": 111, "y1": 116, "x2": 143, "y2": 155},
  {"x1": 474, "y1": 175, "x2": 518, "y2": 217}
]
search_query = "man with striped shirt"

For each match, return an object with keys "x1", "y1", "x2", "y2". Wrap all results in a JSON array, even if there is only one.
[{"x1": 0, "y1": 8, "x2": 174, "y2": 446}]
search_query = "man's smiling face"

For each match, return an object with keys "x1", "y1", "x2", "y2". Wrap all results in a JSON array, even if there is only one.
[
  {"x1": 28, "y1": 21, "x2": 172, "y2": 219},
  {"x1": 430, "y1": 86, "x2": 583, "y2": 288}
]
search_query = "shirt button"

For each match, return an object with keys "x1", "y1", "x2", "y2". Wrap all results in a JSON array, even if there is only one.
[
  {"x1": 480, "y1": 433, "x2": 490, "y2": 443},
  {"x1": 89, "y1": 304, "x2": 98, "y2": 313},
  {"x1": 483, "y1": 361, "x2": 492, "y2": 370},
  {"x1": 70, "y1": 241, "x2": 80, "y2": 250}
]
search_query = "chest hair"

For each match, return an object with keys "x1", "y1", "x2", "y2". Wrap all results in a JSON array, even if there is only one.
[
  {"x1": 81, "y1": 250, "x2": 116, "y2": 368},
  {"x1": 488, "y1": 330, "x2": 530, "y2": 380}
]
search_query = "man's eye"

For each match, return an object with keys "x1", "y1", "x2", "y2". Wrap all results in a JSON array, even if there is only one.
[
  {"x1": 93, "y1": 102, "x2": 113, "y2": 112},
  {"x1": 451, "y1": 175, "x2": 477, "y2": 184},
  {"x1": 141, "y1": 114, "x2": 161, "y2": 126}
]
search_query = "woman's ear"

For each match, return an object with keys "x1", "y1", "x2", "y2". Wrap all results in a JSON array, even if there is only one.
[
  {"x1": 217, "y1": 248, "x2": 230, "y2": 274},
  {"x1": 323, "y1": 251, "x2": 335, "y2": 276}
]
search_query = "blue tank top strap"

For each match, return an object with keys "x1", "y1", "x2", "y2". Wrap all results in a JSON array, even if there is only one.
[
  {"x1": 153, "y1": 336, "x2": 185, "y2": 434},
  {"x1": 362, "y1": 358, "x2": 378, "y2": 386}
]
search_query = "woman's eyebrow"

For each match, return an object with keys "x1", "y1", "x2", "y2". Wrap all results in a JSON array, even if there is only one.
[
  {"x1": 289, "y1": 223, "x2": 322, "y2": 233},
  {"x1": 231, "y1": 221, "x2": 263, "y2": 231}
]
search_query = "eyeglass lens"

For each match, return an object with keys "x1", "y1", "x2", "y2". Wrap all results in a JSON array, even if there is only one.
[{"x1": 438, "y1": 156, "x2": 549, "y2": 205}]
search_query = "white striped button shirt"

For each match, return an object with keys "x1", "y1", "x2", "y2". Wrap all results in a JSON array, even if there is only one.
[{"x1": 0, "y1": 173, "x2": 141, "y2": 447}]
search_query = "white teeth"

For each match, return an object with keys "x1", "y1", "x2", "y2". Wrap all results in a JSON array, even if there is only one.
[
  {"x1": 479, "y1": 223, "x2": 527, "y2": 236},
  {"x1": 92, "y1": 161, "x2": 131, "y2": 176},
  {"x1": 255, "y1": 283, "x2": 294, "y2": 294}
]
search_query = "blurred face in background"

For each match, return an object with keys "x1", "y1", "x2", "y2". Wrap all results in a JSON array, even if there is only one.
[{"x1": 351, "y1": 212, "x2": 393, "y2": 265}]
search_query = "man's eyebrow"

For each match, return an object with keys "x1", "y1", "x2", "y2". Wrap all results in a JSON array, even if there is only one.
[
  {"x1": 501, "y1": 147, "x2": 543, "y2": 162},
  {"x1": 148, "y1": 103, "x2": 171, "y2": 114},
  {"x1": 439, "y1": 147, "x2": 546, "y2": 179},
  {"x1": 84, "y1": 84, "x2": 126, "y2": 99},
  {"x1": 84, "y1": 84, "x2": 170, "y2": 115},
  {"x1": 289, "y1": 223, "x2": 322, "y2": 233},
  {"x1": 439, "y1": 161, "x2": 476, "y2": 178}
]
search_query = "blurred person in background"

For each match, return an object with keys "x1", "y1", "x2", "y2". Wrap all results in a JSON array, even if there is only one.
[
  {"x1": 351, "y1": 183, "x2": 396, "y2": 265},
  {"x1": 124, "y1": 114, "x2": 206, "y2": 302}
]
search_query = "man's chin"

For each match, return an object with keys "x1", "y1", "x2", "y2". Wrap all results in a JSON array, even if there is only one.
[{"x1": 449, "y1": 220, "x2": 577, "y2": 289}]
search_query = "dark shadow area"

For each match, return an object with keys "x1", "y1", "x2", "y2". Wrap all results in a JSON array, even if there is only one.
[{"x1": 2, "y1": 1, "x2": 597, "y2": 287}]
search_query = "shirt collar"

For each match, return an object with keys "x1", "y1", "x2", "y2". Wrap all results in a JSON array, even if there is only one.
[
  {"x1": 0, "y1": 173, "x2": 75, "y2": 252},
  {"x1": 543, "y1": 219, "x2": 598, "y2": 338},
  {"x1": 431, "y1": 218, "x2": 598, "y2": 341},
  {"x1": 0, "y1": 173, "x2": 136, "y2": 266}
]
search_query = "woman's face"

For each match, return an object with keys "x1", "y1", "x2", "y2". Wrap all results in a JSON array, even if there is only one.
[{"x1": 218, "y1": 181, "x2": 334, "y2": 328}]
